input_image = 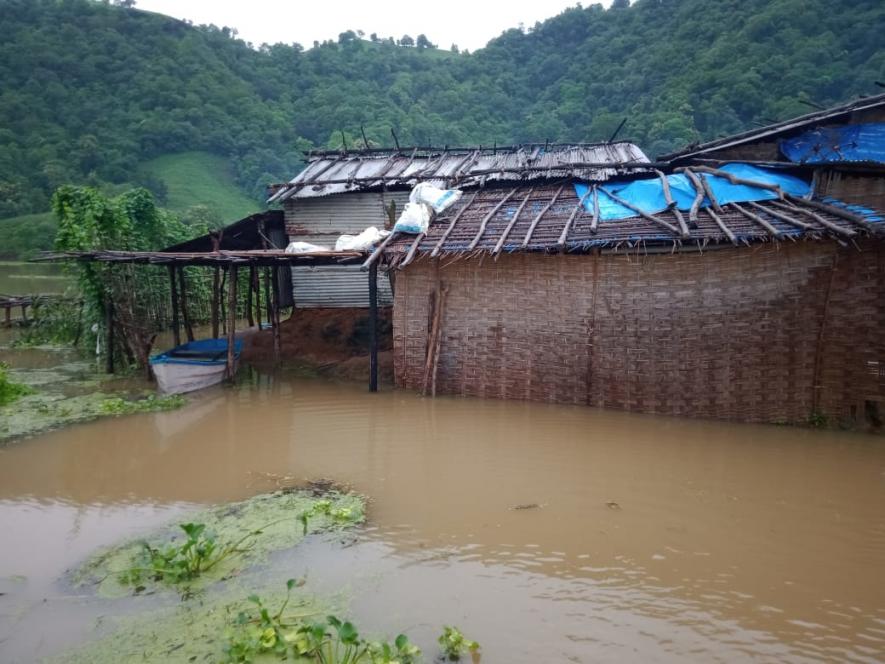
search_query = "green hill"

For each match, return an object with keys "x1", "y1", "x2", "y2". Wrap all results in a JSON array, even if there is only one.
[
  {"x1": 0, "y1": 0, "x2": 882, "y2": 227},
  {"x1": 139, "y1": 152, "x2": 259, "y2": 222}
]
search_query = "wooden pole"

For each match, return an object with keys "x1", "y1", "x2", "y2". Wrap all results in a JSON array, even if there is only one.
[
  {"x1": 168, "y1": 265, "x2": 181, "y2": 347},
  {"x1": 253, "y1": 267, "x2": 262, "y2": 327},
  {"x1": 369, "y1": 262, "x2": 379, "y2": 392},
  {"x1": 226, "y1": 264, "x2": 238, "y2": 380},
  {"x1": 211, "y1": 266, "x2": 220, "y2": 338},
  {"x1": 177, "y1": 267, "x2": 194, "y2": 342},
  {"x1": 105, "y1": 299, "x2": 114, "y2": 374},
  {"x1": 271, "y1": 265, "x2": 281, "y2": 362},
  {"x1": 246, "y1": 266, "x2": 255, "y2": 327},
  {"x1": 264, "y1": 267, "x2": 272, "y2": 328},
  {"x1": 220, "y1": 267, "x2": 228, "y2": 335}
]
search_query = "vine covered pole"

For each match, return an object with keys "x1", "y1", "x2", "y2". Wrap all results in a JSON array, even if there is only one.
[
  {"x1": 368, "y1": 262, "x2": 378, "y2": 392},
  {"x1": 105, "y1": 299, "x2": 114, "y2": 374},
  {"x1": 177, "y1": 267, "x2": 194, "y2": 342},
  {"x1": 226, "y1": 264, "x2": 238, "y2": 380},
  {"x1": 211, "y1": 266, "x2": 221, "y2": 338},
  {"x1": 168, "y1": 265, "x2": 181, "y2": 347}
]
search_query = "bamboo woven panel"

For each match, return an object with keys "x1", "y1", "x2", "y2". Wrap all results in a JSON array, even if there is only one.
[{"x1": 392, "y1": 239, "x2": 885, "y2": 424}]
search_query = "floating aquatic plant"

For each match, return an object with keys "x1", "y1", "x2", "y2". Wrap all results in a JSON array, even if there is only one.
[{"x1": 438, "y1": 626, "x2": 480, "y2": 661}]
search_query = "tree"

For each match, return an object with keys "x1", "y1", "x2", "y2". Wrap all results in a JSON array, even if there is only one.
[
  {"x1": 399, "y1": 34, "x2": 414, "y2": 47},
  {"x1": 416, "y1": 34, "x2": 434, "y2": 50}
]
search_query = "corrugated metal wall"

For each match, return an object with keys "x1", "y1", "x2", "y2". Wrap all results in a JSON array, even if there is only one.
[
  {"x1": 285, "y1": 191, "x2": 407, "y2": 308},
  {"x1": 292, "y1": 265, "x2": 393, "y2": 308}
]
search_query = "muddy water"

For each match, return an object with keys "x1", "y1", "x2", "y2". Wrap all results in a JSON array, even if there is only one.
[{"x1": 0, "y1": 371, "x2": 884, "y2": 662}]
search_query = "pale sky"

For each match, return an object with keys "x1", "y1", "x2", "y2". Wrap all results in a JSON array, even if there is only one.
[{"x1": 134, "y1": 0, "x2": 611, "y2": 51}]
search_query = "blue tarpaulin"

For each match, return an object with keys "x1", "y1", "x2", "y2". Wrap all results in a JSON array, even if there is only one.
[
  {"x1": 575, "y1": 164, "x2": 811, "y2": 221},
  {"x1": 780, "y1": 123, "x2": 885, "y2": 164}
]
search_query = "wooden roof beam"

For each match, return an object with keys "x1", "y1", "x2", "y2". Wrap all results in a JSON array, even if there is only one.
[
  {"x1": 522, "y1": 184, "x2": 566, "y2": 248},
  {"x1": 493, "y1": 188, "x2": 534, "y2": 256},
  {"x1": 468, "y1": 188, "x2": 519, "y2": 251},
  {"x1": 557, "y1": 186, "x2": 594, "y2": 251}
]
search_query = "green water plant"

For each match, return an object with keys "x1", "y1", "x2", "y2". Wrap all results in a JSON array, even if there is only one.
[
  {"x1": 224, "y1": 581, "x2": 422, "y2": 664},
  {"x1": 438, "y1": 626, "x2": 480, "y2": 661},
  {"x1": 97, "y1": 393, "x2": 185, "y2": 415},
  {"x1": 119, "y1": 521, "x2": 261, "y2": 588},
  {"x1": 0, "y1": 362, "x2": 34, "y2": 406}
]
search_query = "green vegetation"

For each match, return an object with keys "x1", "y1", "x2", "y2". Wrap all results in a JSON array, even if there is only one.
[
  {"x1": 76, "y1": 490, "x2": 366, "y2": 597},
  {"x1": 139, "y1": 151, "x2": 259, "y2": 222},
  {"x1": 0, "y1": 212, "x2": 57, "y2": 259},
  {"x1": 437, "y1": 626, "x2": 480, "y2": 661},
  {"x1": 1, "y1": 0, "x2": 882, "y2": 226},
  {"x1": 224, "y1": 585, "x2": 422, "y2": 664},
  {"x1": 97, "y1": 393, "x2": 185, "y2": 416},
  {"x1": 0, "y1": 361, "x2": 34, "y2": 406}
]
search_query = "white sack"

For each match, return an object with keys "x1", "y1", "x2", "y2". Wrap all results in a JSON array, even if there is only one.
[
  {"x1": 334, "y1": 226, "x2": 390, "y2": 251},
  {"x1": 285, "y1": 241, "x2": 331, "y2": 254},
  {"x1": 409, "y1": 182, "x2": 463, "y2": 213},
  {"x1": 392, "y1": 202, "x2": 431, "y2": 235}
]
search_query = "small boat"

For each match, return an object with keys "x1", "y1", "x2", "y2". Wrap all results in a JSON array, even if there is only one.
[{"x1": 150, "y1": 338, "x2": 243, "y2": 395}]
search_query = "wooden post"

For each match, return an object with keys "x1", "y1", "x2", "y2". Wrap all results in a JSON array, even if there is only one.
[
  {"x1": 220, "y1": 267, "x2": 228, "y2": 335},
  {"x1": 211, "y1": 266, "x2": 221, "y2": 338},
  {"x1": 264, "y1": 267, "x2": 272, "y2": 328},
  {"x1": 271, "y1": 265, "x2": 281, "y2": 362},
  {"x1": 168, "y1": 265, "x2": 181, "y2": 347},
  {"x1": 105, "y1": 299, "x2": 114, "y2": 374},
  {"x1": 369, "y1": 262, "x2": 379, "y2": 392},
  {"x1": 178, "y1": 267, "x2": 195, "y2": 342},
  {"x1": 20, "y1": 304, "x2": 28, "y2": 325},
  {"x1": 226, "y1": 264, "x2": 238, "y2": 380},
  {"x1": 4, "y1": 306, "x2": 10, "y2": 327},
  {"x1": 246, "y1": 266, "x2": 255, "y2": 327},
  {"x1": 253, "y1": 267, "x2": 262, "y2": 327}
]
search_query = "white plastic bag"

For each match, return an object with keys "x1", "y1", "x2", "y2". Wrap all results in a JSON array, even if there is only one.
[
  {"x1": 393, "y1": 202, "x2": 431, "y2": 235},
  {"x1": 285, "y1": 241, "x2": 330, "y2": 254},
  {"x1": 409, "y1": 182, "x2": 463, "y2": 214},
  {"x1": 334, "y1": 226, "x2": 390, "y2": 251}
]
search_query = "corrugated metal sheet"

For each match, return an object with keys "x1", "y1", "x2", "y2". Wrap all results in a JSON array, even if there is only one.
[
  {"x1": 284, "y1": 191, "x2": 409, "y2": 237},
  {"x1": 292, "y1": 265, "x2": 393, "y2": 308},
  {"x1": 269, "y1": 143, "x2": 650, "y2": 202},
  {"x1": 283, "y1": 191, "x2": 406, "y2": 307}
]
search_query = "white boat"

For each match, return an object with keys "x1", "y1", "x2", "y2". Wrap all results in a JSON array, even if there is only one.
[{"x1": 149, "y1": 338, "x2": 243, "y2": 395}]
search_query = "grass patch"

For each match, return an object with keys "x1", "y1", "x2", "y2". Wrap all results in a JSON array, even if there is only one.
[
  {"x1": 139, "y1": 151, "x2": 259, "y2": 223},
  {"x1": 0, "y1": 362, "x2": 35, "y2": 405}
]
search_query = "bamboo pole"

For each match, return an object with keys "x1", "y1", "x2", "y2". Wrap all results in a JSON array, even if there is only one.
[
  {"x1": 253, "y1": 267, "x2": 262, "y2": 327},
  {"x1": 431, "y1": 191, "x2": 479, "y2": 258},
  {"x1": 211, "y1": 266, "x2": 220, "y2": 338},
  {"x1": 557, "y1": 186, "x2": 592, "y2": 251},
  {"x1": 522, "y1": 184, "x2": 565, "y2": 248},
  {"x1": 469, "y1": 188, "x2": 518, "y2": 251},
  {"x1": 494, "y1": 188, "x2": 534, "y2": 256},
  {"x1": 271, "y1": 266, "x2": 281, "y2": 362},
  {"x1": 168, "y1": 265, "x2": 181, "y2": 347},
  {"x1": 226, "y1": 264, "x2": 238, "y2": 380},
  {"x1": 430, "y1": 284, "x2": 449, "y2": 397},
  {"x1": 682, "y1": 168, "x2": 706, "y2": 226},
  {"x1": 246, "y1": 266, "x2": 255, "y2": 327},
  {"x1": 368, "y1": 262, "x2": 379, "y2": 392},
  {"x1": 177, "y1": 267, "x2": 194, "y2": 342}
]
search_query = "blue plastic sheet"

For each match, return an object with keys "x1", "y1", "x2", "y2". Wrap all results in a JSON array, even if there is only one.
[
  {"x1": 575, "y1": 164, "x2": 811, "y2": 221},
  {"x1": 780, "y1": 123, "x2": 885, "y2": 164}
]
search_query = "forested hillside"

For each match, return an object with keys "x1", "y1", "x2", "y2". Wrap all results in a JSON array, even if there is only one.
[{"x1": 1, "y1": 0, "x2": 883, "y2": 222}]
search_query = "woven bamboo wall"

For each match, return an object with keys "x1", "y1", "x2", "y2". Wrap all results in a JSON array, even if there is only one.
[{"x1": 392, "y1": 240, "x2": 885, "y2": 424}]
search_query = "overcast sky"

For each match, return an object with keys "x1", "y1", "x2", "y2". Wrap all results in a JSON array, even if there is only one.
[{"x1": 134, "y1": 0, "x2": 610, "y2": 52}]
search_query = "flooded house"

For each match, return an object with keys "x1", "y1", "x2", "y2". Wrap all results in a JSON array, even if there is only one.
[
  {"x1": 378, "y1": 109, "x2": 885, "y2": 426},
  {"x1": 266, "y1": 144, "x2": 649, "y2": 307}
]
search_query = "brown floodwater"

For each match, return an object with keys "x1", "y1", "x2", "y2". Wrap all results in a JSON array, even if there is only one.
[{"x1": 0, "y1": 368, "x2": 884, "y2": 662}]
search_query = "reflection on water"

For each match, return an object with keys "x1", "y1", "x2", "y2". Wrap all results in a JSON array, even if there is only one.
[{"x1": 0, "y1": 371, "x2": 884, "y2": 662}]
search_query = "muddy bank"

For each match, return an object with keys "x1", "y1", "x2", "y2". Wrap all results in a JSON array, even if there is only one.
[{"x1": 243, "y1": 307, "x2": 394, "y2": 384}]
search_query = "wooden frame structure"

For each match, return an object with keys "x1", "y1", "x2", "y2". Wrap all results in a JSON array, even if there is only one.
[{"x1": 38, "y1": 249, "x2": 384, "y2": 392}]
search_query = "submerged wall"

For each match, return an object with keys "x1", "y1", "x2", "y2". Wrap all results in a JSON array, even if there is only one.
[{"x1": 392, "y1": 240, "x2": 885, "y2": 425}]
